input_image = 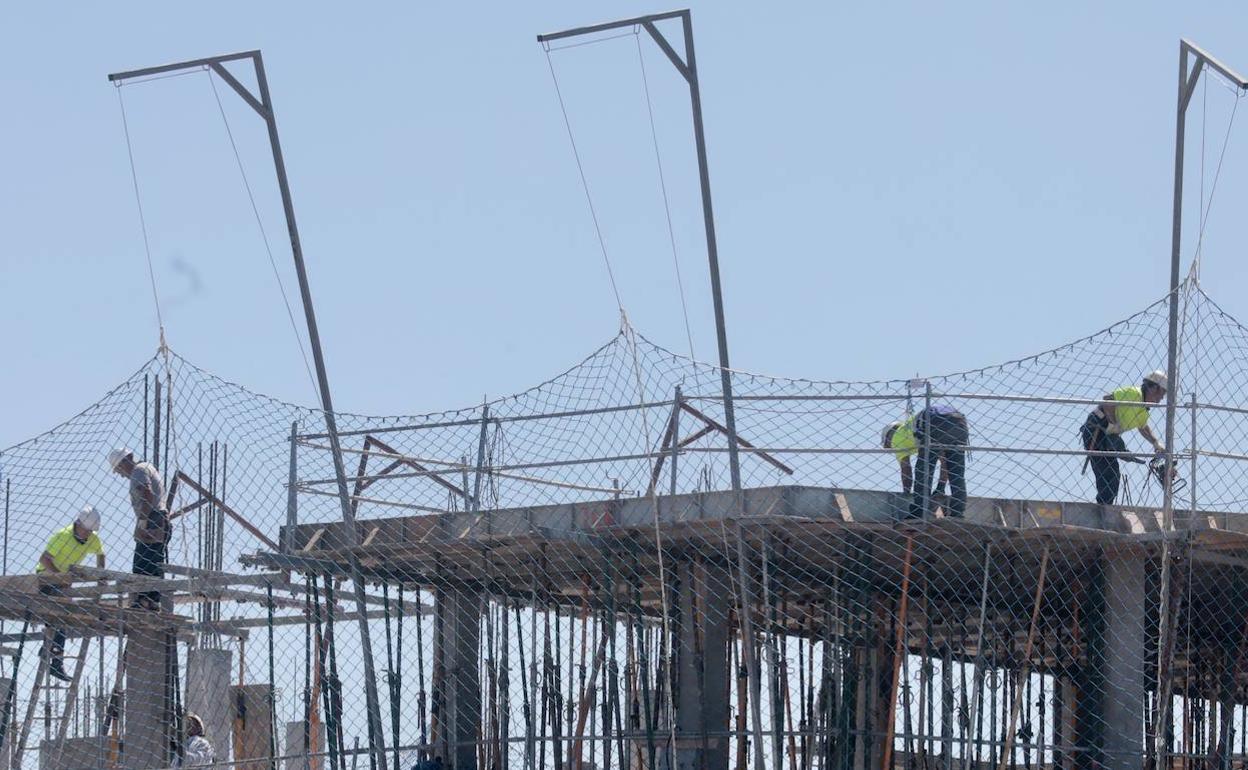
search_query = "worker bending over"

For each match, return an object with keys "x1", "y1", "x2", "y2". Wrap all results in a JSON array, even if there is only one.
[
  {"x1": 36, "y1": 505, "x2": 104, "y2": 681},
  {"x1": 108, "y1": 448, "x2": 168, "y2": 610},
  {"x1": 883, "y1": 403, "x2": 969, "y2": 519},
  {"x1": 1081, "y1": 370, "x2": 1167, "y2": 505}
]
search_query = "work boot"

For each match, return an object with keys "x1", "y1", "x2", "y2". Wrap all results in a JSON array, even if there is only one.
[{"x1": 48, "y1": 661, "x2": 71, "y2": 682}]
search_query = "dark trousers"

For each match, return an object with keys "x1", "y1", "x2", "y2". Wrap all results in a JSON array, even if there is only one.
[
  {"x1": 910, "y1": 410, "x2": 969, "y2": 519},
  {"x1": 1081, "y1": 413, "x2": 1125, "y2": 505},
  {"x1": 38, "y1": 584, "x2": 66, "y2": 667},
  {"x1": 132, "y1": 540, "x2": 167, "y2": 606}
]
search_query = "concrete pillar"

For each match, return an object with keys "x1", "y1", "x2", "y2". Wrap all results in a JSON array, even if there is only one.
[
  {"x1": 38, "y1": 736, "x2": 108, "y2": 770},
  {"x1": 433, "y1": 580, "x2": 481, "y2": 770},
  {"x1": 1077, "y1": 551, "x2": 1147, "y2": 770},
  {"x1": 284, "y1": 720, "x2": 327, "y2": 770},
  {"x1": 123, "y1": 627, "x2": 173, "y2": 769},
  {"x1": 186, "y1": 648, "x2": 233, "y2": 765},
  {"x1": 673, "y1": 559, "x2": 729, "y2": 770},
  {"x1": 1100, "y1": 553, "x2": 1147, "y2": 770},
  {"x1": 231, "y1": 684, "x2": 275, "y2": 770}
]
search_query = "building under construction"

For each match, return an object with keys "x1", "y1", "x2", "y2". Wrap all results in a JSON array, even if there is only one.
[{"x1": 1, "y1": 11, "x2": 1248, "y2": 770}]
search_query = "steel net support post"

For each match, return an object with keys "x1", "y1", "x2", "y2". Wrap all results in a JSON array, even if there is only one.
[
  {"x1": 537, "y1": 10, "x2": 742, "y2": 492},
  {"x1": 285, "y1": 420, "x2": 298, "y2": 554},
  {"x1": 107, "y1": 50, "x2": 390, "y2": 769}
]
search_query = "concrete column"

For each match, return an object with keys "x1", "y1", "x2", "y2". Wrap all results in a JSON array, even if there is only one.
[
  {"x1": 434, "y1": 580, "x2": 481, "y2": 770},
  {"x1": 284, "y1": 720, "x2": 327, "y2": 770},
  {"x1": 39, "y1": 736, "x2": 108, "y2": 770},
  {"x1": 231, "y1": 684, "x2": 275, "y2": 770},
  {"x1": 186, "y1": 648, "x2": 233, "y2": 765},
  {"x1": 1100, "y1": 553, "x2": 1147, "y2": 770},
  {"x1": 673, "y1": 558, "x2": 729, "y2": 770},
  {"x1": 1077, "y1": 551, "x2": 1147, "y2": 770},
  {"x1": 123, "y1": 628, "x2": 173, "y2": 769}
]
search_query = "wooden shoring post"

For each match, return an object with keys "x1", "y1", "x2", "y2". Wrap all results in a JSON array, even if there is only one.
[
  {"x1": 996, "y1": 544, "x2": 1050, "y2": 770},
  {"x1": 762, "y1": 534, "x2": 784, "y2": 770},
  {"x1": 901, "y1": 621, "x2": 916, "y2": 769},
  {"x1": 783, "y1": 653, "x2": 798, "y2": 770},
  {"x1": 882, "y1": 534, "x2": 915, "y2": 770},
  {"x1": 515, "y1": 600, "x2": 535, "y2": 770},
  {"x1": 569, "y1": 625, "x2": 609, "y2": 770},
  {"x1": 733, "y1": 624, "x2": 748, "y2": 770},
  {"x1": 964, "y1": 543, "x2": 992, "y2": 770}
]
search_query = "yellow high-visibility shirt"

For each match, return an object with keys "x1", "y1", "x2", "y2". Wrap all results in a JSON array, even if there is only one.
[
  {"x1": 36, "y1": 525, "x2": 103, "y2": 574},
  {"x1": 890, "y1": 417, "x2": 917, "y2": 461},
  {"x1": 1112, "y1": 386, "x2": 1151, "y2": 433}
]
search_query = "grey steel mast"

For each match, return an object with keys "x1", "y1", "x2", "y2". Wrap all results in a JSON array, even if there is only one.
[
  {"x1": 538, "y1": 9, "x2": 743, "y2": 492},
  {"x1": 108, "y1": 52, "x2": 389, "y2": 770},
  {"x1": 1162, "y1": 41, "x2": 1247, "y2": 524},
  {"x1": 538, "y1": 13, "x2": 762, "y2": 770},
  {"x1": 1152, "y1": 40, "x2": 1247, "y2": 768}
]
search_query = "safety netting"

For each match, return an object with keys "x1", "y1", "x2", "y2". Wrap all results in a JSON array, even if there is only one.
[{"x1": 1, "y1": 280, "x2": 1247, "y2": 770}]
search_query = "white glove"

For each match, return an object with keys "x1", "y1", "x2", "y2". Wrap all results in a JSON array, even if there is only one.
[{"x1": 1105, "y1": 421, "x2": 1123, "y2": 435}]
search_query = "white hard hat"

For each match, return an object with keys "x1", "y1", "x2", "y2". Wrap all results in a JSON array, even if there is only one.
[
  {"x1": 107, "y1": 448, "x2": 133, "y2": 471},
  {"x1": 1144, "y1": 370, "x2": 1169, "y2": 392},
  {"x1": 75, "y1": 505, "x2": 100, "y2": 532},
  {"x1": 881, "y1": 421, "x2": 903, "y2": 448}
]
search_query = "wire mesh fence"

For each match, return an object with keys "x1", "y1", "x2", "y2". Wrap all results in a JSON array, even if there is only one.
[{"x1": 1, "y1": 282, "x2": 1247, "y2": 770}]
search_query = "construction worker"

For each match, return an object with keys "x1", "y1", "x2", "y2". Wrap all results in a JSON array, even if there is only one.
[
  {"x1": 35, "y1": 505, "x2": 104, "y2": 681},
  {"x1": 108, "y1": 448, "x2": 168, "y2": 609},
  {"x1": 883, "y1": 404, "x2": 969, "y2": 519},
  {"x1": 177, "y1": 713, "x2": 215, "y2": 767},
  {"x1": 1081, "y1": 370, "x2": 1168, "y2": 505}
]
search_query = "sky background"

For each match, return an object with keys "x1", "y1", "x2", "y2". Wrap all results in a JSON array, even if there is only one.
[{"x1": 3, "y1": 2, "x2": 1248, "y2": 448}]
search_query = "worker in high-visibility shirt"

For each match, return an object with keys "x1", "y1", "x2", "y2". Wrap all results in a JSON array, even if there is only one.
[
  {"x1": 882, "y1": 403, "x2": 968, "y2": 519},
  {"x1": 36, "y1": 505, "x2": 105, "y2": 681},
  {"x1": 1081, "y1": 370, "x2": 1168, "y2": 505}
]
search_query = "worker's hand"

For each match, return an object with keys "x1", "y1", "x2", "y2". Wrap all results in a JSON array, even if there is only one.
[
  {"x1": 1153, "y1": 444, "x2": 1165, "y2": 455},
  {"x1": 1105, "y1": 421, "x2": 1123, "y2": 435}
]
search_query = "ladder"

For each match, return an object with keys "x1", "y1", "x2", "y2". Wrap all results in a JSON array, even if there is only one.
[{"x1": 12, "y1": 635, "x2": 91, "y2": 769}]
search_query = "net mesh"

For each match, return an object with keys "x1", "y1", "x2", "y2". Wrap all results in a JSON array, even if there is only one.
[{"x1": 1, "y1": 281, "x2": 1247, "y2": 770}]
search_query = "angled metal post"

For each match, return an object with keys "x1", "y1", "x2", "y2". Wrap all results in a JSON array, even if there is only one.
[
  {"x1": 1163, "y1": 40, "x2": 1248, "y2": 527},
  {"x1": 677, "y1": 11, "x2": 744, "y2": 494},
  {"x1": 538, "y1": 9, "x2": 743, "y2": 493},
  {"x1": 1153, "y1": 39, "x2": 1248, "y2": 769},
  {"x1": 107, "y1": 51, "x2": 389, "y2": 770},
  {"x1": 536, "y1": 14, "x2": 753, "y2": 770}
]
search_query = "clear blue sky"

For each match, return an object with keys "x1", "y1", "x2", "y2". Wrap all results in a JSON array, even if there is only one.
[{"x1": 4, "y1": 2, "x2": 1248, "y2": 448}]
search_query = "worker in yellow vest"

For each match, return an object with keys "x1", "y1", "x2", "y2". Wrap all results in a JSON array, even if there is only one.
[
  {"x1": 1080, "y1": 370, "x2": 1167, "y2": 504},
  {"x1": 882, "y1": 403, "x2": 968, "y2": 519},
  {"x1": 36, "y1": 505, "x2": 105, "y2": 681}
]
